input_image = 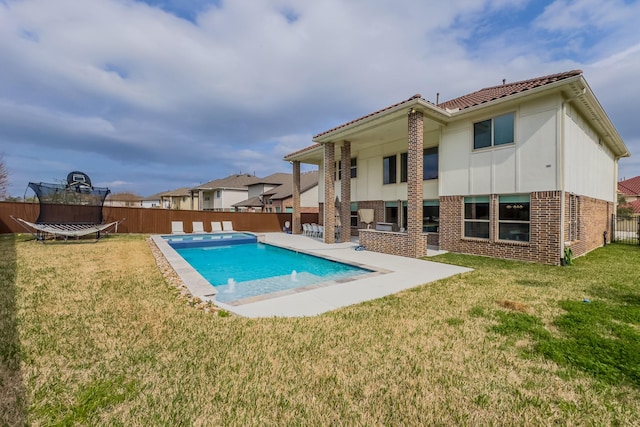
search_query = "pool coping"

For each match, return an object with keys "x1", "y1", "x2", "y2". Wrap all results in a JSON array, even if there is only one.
[{"x1": 151, "y1": 233, "x2": 473, "y2": 318}]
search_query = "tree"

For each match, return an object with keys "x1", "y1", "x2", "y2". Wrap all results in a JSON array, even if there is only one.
[
  {"x1": 0, "y1": 155, "x2": 7, "y2": 200},
  {"x1": 617, "y1": 193, "x2": 634, "y2": 218}
]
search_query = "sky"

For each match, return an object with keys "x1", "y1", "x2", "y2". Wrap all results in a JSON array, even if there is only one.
[{"x1": 1, "y1": 0, "x2": 639, "y2": 198}]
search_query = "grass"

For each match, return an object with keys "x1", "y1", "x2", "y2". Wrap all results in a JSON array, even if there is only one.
[{"x1": 1, "y1": 234, "x2": 640, "y2": 425}]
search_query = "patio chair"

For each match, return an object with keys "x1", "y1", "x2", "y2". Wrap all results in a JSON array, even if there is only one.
[
  {"x1": 211, "y1": 221, "x2": 223, "y2": 232},
  {"x1": 318, "y1": 225, "x2": 324, "y2": 238},
  {"x1": 192, "y1": 221, "x2": 205, "y2": 233},
  {"x1": 310, "y1": 223, "x2": 320, "y2": 238},
  {"x1": 222, "y1": 221, "x2": 234, "y2": 231},
  {"x1": 171, "y1": 221, "x2": 185, "y2": 234},
  {"x1": 302, "y1": 223, "x2": 310, "y2": 236}
]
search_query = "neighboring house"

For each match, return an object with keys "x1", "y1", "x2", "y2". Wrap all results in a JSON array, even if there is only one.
[
  {"x1": 617, "y1": 176, "x2": 640, "y2": 215},
  {"x1": 234, "y1": 171, "x2": 319, "y2": 213},
  {"x1": 160, "y1": 187, "x2": 193, "y2": 210},
  {"x1": 142, "y1": 192, "x2": 169, "y2": 209},
  {"x1": 190, "y1": 174, "x2": 261, "y2": 211},
  {"x1": 285, "y1": 70, "x2": 630, "y2": 265},
  {"x1": 105, "y1": 192, "x2": 143, "y2": 207}
]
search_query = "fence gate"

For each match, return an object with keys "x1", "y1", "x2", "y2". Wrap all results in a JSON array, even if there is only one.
[{"x1": 612, "y1": 215, "x2": 640, "y2": 245}]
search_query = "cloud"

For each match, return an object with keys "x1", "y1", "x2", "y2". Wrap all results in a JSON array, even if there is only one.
[{"x1": 1, "y1": 0, "x2": 639, "y2": 197}]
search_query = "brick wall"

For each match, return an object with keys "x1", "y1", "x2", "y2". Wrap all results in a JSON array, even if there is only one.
[
  {"x1": 440, "y1": 192, "x2": 563, "y2": 265},
  {"x1": 359, "y1": 229, "x2": 428, "y2": 258},
  {"x1": 566, "y1": 194, "x2": 613, "y2": 258}
]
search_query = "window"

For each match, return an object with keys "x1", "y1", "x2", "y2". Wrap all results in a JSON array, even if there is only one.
[
  {"x1": 400, "y1": 148, "x2": 438, "y2": 182},
  {"x1": 385, "y1": 201, "x2": 398, "y2": 225},
  {"x1": 474, "y1": 112, "x2": 515, "y2": 149},
  {"x1": 350, "y1": 202, "x2": 358, "y2": 227},
  {"x1": 464, "y1": 196, "x2": 490, "y2": 239},
  {"x1": 423, "y1": 147, "x2": 438, "y2": 180},
  {"x1": 400, "y1": 153, "x2": 408, "y2": 183},
  {"x1": 215, "y1": 190, "x2": 221, "y2": 198},
  {"x1": 498, "y1": 195, "x2": 530, "y2": 242},
  {"x1": 285, "y1": 207, "x2": 293, "y2": 213},
  {"x1": 423, "y1": 200, "x2": 439, "y2": 232},
  {"x1": 383, "y1": 155, "x2": 397, "y2": 184},
  {"x1": 569, "y1": 195, "x2": 579, "y2": 241},
  {"x1": 275, "y1": 207, "x2": 281, "y2": 213},
  {"x1": 336, "y1": 158, "x2": 357, "y2": 180}
]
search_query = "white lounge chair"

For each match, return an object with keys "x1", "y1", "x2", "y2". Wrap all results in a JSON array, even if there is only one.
[
  {"x1": 192, "y1": 221, "x2": 205, "y2": 233},
  {"x1": 171, "y1": 221, "x2": 185, "y2": 234},
  {"x1": 222, "y1": 221, "x2": 234, "y2": 231},
  {"x1": 302, "y1": 223, "x2": 310, "y2": 236},
  {"x1": 211, "y1": 221, "x2": 223, "y2": 232}
]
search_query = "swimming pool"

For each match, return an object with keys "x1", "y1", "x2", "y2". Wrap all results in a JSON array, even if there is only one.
[{"x1": 175, "y1": 242, "x2": 372, "y2": 304}]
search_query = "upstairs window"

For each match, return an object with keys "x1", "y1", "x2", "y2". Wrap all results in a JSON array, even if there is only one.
[
  {"x1": 335, "y1": 157, "x2": 357, "y2": 180},
  {"x1": 383, "y1": 155, "x2": 397, "y2": 184},
  {"x1": 474, "y1": 112, "x2": 515, "y2": 149},
  {"x1": 423, "y1": 147, "x2": 438, "y2": 180}
]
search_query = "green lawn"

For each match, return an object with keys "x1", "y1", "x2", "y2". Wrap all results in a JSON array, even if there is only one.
[{"x1": 1, "y1": 234, "x2": 639, "y2": 425}]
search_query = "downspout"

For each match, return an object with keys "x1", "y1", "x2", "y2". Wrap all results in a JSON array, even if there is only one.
[{"x1": 560, "y1": 87, "x2": 586, "y2": 265}]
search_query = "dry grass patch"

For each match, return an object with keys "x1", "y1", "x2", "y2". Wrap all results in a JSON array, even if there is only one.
[{"x1": 1, "y1": 234, "x2": 639, "y2": 425}]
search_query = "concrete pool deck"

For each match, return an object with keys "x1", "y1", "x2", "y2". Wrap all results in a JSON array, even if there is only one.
[{"x1": 151, "y1": 233, "x2": 472, "y2": 318}]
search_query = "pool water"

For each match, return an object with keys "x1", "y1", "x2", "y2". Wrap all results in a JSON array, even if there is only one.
[{"x1": 176, "y1": 243, "x2": 371, "y2": 303}]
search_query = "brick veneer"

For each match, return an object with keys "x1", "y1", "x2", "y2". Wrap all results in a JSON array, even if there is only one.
[
  {"x1": 440, "y1": 192, "x2": 563, "y2": 265},
  {"x1": 565, "y1": 194, "x2": 613, "y2": 257},
  {"x1": 292, "y1": 160, "x2": 301, "y2": 234},
  {"x1": 323, "y1": 142, "x2": 336, "y2": 244},
  {"x1": 359, "y1": 229, "x2": 427, "y2": 257},
  {"x1": 407, "y1": 110, "x2": 426, "y2": 257},
  {"x1": 340, "y1": 141, "x2": 351, "y2": 242},
  {"x1": 440, "y1": 191, "x2": 615, "y2": 265}
]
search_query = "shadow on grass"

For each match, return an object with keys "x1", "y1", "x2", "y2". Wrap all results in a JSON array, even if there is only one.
[{"x1": 0, "y1": 234, "x2": 26, "y2": 426}]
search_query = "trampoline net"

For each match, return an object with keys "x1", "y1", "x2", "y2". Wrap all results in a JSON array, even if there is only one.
[{"x1": 28, "y1": 181, "x2": 111, "y2": 225}]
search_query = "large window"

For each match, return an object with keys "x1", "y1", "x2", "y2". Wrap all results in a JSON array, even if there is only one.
[
  {"x1": 423, "y1": 200, "x2": 439, "y2": 232},
  {"x1": 464, "y1": 196, "x2": 490, "y2": 239},
  {"x1": 474, "y1": 112, "x2": 515, "y2": 149},
  {"x1": 383, "y1": 155, "x2": 397, "y2": 184},
  {"x1": 498, "y1": 195, "x2": 530, "y2": 241},
  {"x1": 423, "y1": 147, "x2": 438, "y2": 180}
]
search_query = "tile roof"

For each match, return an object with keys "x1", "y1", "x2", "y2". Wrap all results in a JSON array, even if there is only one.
[
  {"x1": 618, "y1": 176, "x2": 640, "y2": 196},
  {"x1": 630, "y1": 199, "x2": 640, "y2": 214},
  {"x1": 438, "y1": 70, "x2": 583, "y2": 111},
  {"x1": 269, "y1": 170, "x2": 319, "y2": 200},
  {"x1": 294, "y1": 70, "x2": 583, "y2": 150}
]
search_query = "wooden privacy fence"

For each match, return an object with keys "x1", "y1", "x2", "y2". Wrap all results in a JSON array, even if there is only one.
[{"x1": 0, "y1": 202, "x2": 318, "y2": 235}]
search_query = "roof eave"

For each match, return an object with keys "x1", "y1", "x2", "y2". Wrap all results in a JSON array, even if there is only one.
[{"x1": 312, "y1": 98, "x2": 450, "y2": 144}]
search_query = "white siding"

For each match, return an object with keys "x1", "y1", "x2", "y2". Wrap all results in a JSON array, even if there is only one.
[
  {"x1": 563, "y1": 104, "x2": 616, "y2": 201},
  {"x1": 441, "y1": 96, "x2": 559, "y2": 196},
  {"x1": 300, "y1": 185, "x2": 318, "y2": 207}
]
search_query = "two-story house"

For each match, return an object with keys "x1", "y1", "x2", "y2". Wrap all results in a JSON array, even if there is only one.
[{"x1": 285, "y1": 70, "x2": 629, "y2": 265}]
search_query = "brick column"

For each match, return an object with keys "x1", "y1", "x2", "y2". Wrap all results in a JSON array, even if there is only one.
[
  {"x1": 407, "y1": 109, "x2": 425, "y2": 257},
  {"x1": 292, "y1": 160, "x2": 301, "y2": 234},
  {"x1": 340, "y1": 141, "x2": 351, "y2": 242},
  {"x1": 324, "y1": 142, "x2": 336, "y2": 243}
]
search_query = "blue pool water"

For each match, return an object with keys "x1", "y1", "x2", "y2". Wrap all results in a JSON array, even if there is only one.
[{"x1": 175, "y1": 243, "x2": 371, "y2": 303}]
